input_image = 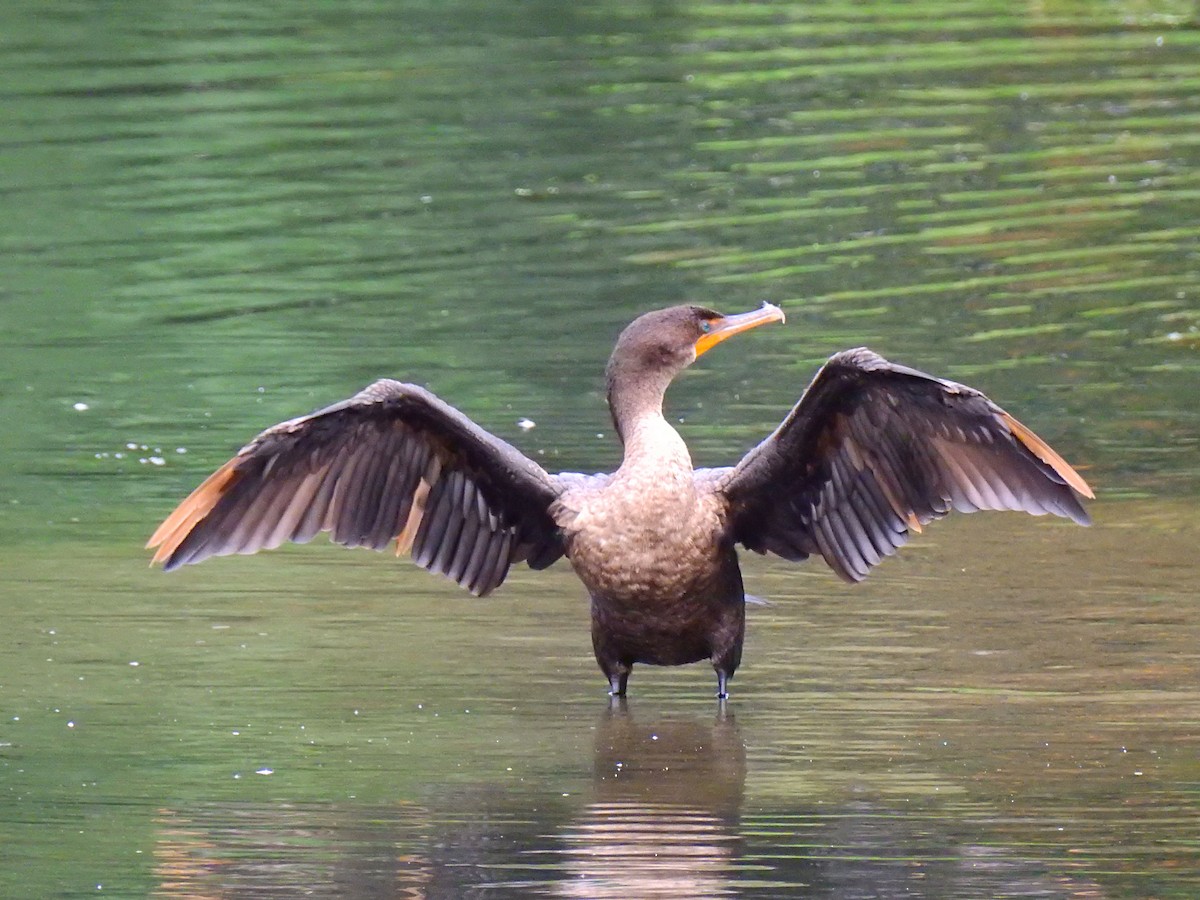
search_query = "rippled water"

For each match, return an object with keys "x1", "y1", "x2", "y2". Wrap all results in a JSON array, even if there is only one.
[{"x1": 2, "y1": 1, "x2": 1198, "y2": 897}]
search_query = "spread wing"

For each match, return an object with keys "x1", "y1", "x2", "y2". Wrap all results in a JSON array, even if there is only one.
[
  {"x1": 147, "y1": 380, "x2": 565, "y2": 596},
  {"x1": 719, "y1": 349, "x2": 1094, "y2": 582}
]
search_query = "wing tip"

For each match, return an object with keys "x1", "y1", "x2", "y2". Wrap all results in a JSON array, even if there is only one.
[
  {"x1": 999, "y1": 411, "x2": 1095, "y2": 501},
  {"x1": 146, "y1": 459, "x2": 242, "y2": 567}
]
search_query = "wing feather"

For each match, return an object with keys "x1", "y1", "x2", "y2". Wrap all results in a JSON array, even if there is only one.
[
  {"x1": 448, "y1": 489, "x2": 482, "y2": 584},
  {"x1": 463, "y1": 526, "x2": 496, "y2": 595},
  {"x1": 264, "y1": 471, "x2": 325, "y2": 550},
  {"x1": 361, "y1": 451, "x2": 405, "y2": 550},
  {"x1": 148, "y1": 380, "x2": 565, "y2": 596},
  {"x1": 297, "y1": 464, "x2": 341, "y2": 543},
  {"x1": 480, "y1": 529, "x2": 513, "y2": 596},
  {"x1": 722, "y1": 348, "x2": 1092, "y2": 582},
  {"x1": 325, "y1": 442, "x2": 362, "y2": 542}
]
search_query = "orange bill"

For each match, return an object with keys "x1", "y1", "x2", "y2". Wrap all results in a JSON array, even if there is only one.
[{"x1": 695, "y1": 302, "x2": 786, "y2": 357}]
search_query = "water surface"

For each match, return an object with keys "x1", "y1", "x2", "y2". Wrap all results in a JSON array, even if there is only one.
[{"x1": 1, "y1": 1, "x2": 1197, "y2": 896}]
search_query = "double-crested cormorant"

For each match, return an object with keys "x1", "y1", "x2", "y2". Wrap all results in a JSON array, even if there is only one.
[{"x1": 149, "y1": 304, "x2": 1093, "y2": 698}]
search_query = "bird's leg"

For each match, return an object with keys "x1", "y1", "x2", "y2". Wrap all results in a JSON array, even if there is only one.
[
  {"x1": 608, "y1": 667, "x2": 630, "y2": 697},
  {"x1": 592, "y1": 617, "x2": 631, "y2": 698},
  {"x1": 709, "y1": 591, "x2": 744, "y2": 702},
  {"x1": 716, "y1": 669, "x2": 731, "y2": 700}
]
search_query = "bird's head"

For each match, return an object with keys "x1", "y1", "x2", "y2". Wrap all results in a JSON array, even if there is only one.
[
  {"x1": 605, "y1": 303, "x2": 785, "y2": 439},
  {"x1": 608, "y1": 303, "x2": 786, "y2": 383}
]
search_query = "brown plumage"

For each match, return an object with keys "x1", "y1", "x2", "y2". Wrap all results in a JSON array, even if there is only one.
[{"x1": 149, "y1": 304, "x2": 1093, "y2": 698}]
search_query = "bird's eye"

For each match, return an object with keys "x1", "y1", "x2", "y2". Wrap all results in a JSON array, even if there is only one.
[{"x1": 700, "y1": 320, "x2": 712, "y2": 333}]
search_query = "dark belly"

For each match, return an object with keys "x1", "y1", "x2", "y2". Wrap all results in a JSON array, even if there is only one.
[{"x1": 590, "y1": 583, "x2": 744, "y2": 667}]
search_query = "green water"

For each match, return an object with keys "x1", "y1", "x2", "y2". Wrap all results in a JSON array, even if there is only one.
[{"x1": 2, "y1": 1, "x2": 1198, "y2": 896}]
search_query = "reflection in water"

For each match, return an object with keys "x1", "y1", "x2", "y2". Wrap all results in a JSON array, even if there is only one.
[
  {"x1": 150, "y1": 706, "x2": 751, "y2": 898},
  {"x1": 558, "y1": 703, "x2": 746, "y2": 899},
  {"x1": 560, "y1": 804, "x2": 737, "y2": 899},
  {"x1": 148, "y1": 706, "x2": 1110, "y2": 897}
]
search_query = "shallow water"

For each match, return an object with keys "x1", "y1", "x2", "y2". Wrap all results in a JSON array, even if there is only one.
[{"x1": 2, "y1": 1, "x2": 1198, "y2": 896}]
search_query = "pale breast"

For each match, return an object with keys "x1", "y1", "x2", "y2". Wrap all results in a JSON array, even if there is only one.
[{"x1": 554, "y1": 471, "x2": 727, "y2": 605}]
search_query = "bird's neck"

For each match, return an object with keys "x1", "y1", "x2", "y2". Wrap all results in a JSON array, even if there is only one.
[
  {"x1": 606, "y1": 367, "x2": 693, "y2": 476},
  {"x1": 620, "y1": 414, "x2": 693, "y2": 478}
]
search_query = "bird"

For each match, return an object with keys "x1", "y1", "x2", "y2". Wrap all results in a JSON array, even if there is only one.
[{"x1": 148, "y1": 303, "x2": 1093, "y2": 699}]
